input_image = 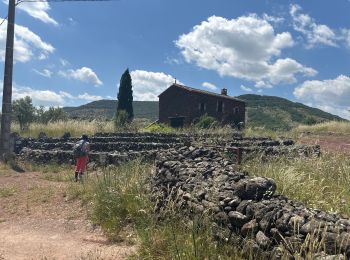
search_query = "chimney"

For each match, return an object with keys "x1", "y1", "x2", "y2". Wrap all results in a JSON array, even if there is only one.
[{"x1": 221, "y1": 88, "x2": 228, "y2": 95}]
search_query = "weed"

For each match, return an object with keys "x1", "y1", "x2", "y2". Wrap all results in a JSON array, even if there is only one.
[{"x1": 0, "y1": 186, "x2": 17, "y2": 198}]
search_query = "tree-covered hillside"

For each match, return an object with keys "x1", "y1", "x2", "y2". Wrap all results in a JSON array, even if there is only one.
[
  {"x1": 237, "y1": 94, "x2": 345, "y2": 130},
  {"x1": 63, "y1": 100, "x2": 158, "y2": 121}
]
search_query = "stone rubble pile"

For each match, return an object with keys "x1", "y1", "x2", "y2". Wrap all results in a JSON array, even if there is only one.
[{"x1": 153, "y1": 146, "x2": 349, "y2": 259}]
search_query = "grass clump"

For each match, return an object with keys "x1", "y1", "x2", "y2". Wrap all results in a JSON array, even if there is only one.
[
  {"x1": 70, "y1": 160, "x2": 245, "y2": 258},
  {"x1": 243, "y1": 153, "x2": 350, "y2": 215},
  {"x1": 88, "y1": 161, "x2": 152, "y2": 241},
  {"x1": 144, "y1": 123, "x2": 175, "y2": 134},
  {"x1": 0, "y1": 186, "x2": 17, "y2": 198},
  {"x1": 195, "y1": 114, "x2": 218, "y2": 129}
]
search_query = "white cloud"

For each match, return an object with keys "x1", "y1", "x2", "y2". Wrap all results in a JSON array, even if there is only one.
[
  {"x1": 202, "y1": 82, "x2": 217, "y2": 91},
  {"x1": 294, "y1": 75, "x2": 350, "y2": 119},
  {"x1": 7, "y1": 0, "x2": 58, "y2": 26},
  {"x1": 290, "y1": 4, "x2": 337, "y2": 48},
  {"x1": 13, "y1": 87, "x2": 66, "y2": 106},
  {"x1": 60, "y1": 58, "x2": 69, "y2": 67},
  {"x1": 33, "y1": 69, "x2": 53, "y2": 78},
  {"x1": 59, "y1": 67, "x2": 103, "y2": 86},
  {"x1": 77, "y1": 93, "x2": 103, "y2": 101},
  {"x1": 240, "y1": 85, "x2": 253, "y2": 92},
  {"x1": 176, "y1": 15, "x2": 316, "y2": 88},
  {"x1": 0, "y1": 81, "x2": 104, "y2": 107},
  {"x1": 0, "y1": 19, "x2": 55, "y2": 63},
  {"x1": 130, "y1": 70, "x2": 178, "y2": 101},
  {"x1": 341, "y1": 29, "x2": 350, "y2": 48},
  {"x1": 262, "y1": 14, "x2": 285, "y2": 24}
]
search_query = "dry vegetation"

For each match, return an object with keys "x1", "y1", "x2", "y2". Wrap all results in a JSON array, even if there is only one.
[
  {"x1": 243, "y1": 153, "x2": 350, "y2": 216},
  {"x1": 293, "y1": 121, "x2": 350, "y2": 135}
]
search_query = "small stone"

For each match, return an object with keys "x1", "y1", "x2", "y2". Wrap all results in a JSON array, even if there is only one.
[
  {"x1": 256, "y1": 231, "x2": 271, "y2": 249},
  {"x1": 228, "y1": 211, "x2": 248, "y2": 228},
  {"x1": 241, "y1": 219, "x2": 258, "y2": 237}
]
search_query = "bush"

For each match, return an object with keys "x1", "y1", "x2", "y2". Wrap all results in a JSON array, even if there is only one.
[
  {"x1": 195, "y1": 114, "x2": 217, "y2": 129},
  {"x1": 144, "y1": 123, "x2": 175, "y2": 134},
  {"x1": 114, "y1": 110, "x2": 129, "y2": 129}
]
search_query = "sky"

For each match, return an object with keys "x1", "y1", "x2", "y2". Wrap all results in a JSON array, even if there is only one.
[{"x1": 1, "y1": 0, "x2": 350, "y2": 119}]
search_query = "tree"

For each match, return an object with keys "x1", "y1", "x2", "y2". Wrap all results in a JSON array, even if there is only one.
[
  {"x1": 117, "y1": 69, "x2": 134, "y2": 120},
  {"x1": 12, "y1": 96, "x2": 36, "y2": 130},
  {"x1": 37, "y1": 107, "x2": 67, "y2": 124}
]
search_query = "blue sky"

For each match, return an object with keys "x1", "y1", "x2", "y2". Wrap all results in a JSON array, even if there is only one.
[{"x1": 1, "y1": 0, "x2": 350, "y2": 118}]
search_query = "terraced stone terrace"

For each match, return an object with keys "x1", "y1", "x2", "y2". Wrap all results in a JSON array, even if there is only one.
[{"x1": 15, "y1": 132, "x2": 320, "y2": 166}]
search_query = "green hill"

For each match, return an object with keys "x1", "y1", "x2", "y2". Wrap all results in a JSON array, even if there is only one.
[
  {"x1": 63, "y1": 95, "x2": 345, "y2": 129},
  {"x1": 63, "y1": 100, "x2": 158, "y2": 121},
  {"x1": 237, "y1": 94, "x2": 345, "y2": 130}
]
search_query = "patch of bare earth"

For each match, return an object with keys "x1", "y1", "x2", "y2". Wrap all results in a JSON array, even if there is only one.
[
  {"x1": 298, "y1": 134, "x2": 350, "y2": 154},
  {"x1": 0, "y1": 170, "x2": 136, "y2": 260}
]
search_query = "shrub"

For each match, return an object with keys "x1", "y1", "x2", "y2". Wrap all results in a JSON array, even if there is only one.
[
  {"x1": 144, "y1": 123, "x2": 175, "y2": 134},
  {"x1": 114, "y1": 110, "x2": 129, "y2": 129},
  {"x1": 195, "y1": 114, "x2": 217, "y2": 129}
]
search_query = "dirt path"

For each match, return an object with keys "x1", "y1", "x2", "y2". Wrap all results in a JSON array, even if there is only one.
[{"x1": 0, "y1": 169, "x2": 136, "y2": 260}]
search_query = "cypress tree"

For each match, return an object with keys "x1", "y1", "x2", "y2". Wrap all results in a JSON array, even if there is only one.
[{"x1": 117, "y1": 69, "x2": 134, "y2": 120}]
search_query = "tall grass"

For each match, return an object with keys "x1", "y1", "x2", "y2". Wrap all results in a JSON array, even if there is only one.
[
  {"x1": 65, "y1": 160, "x2": 245, "y2": 259},
  {"x1": 294, "y1": 121, "x2": 350, "y2": 135},
  {"x1": 12, "y1": 120, "x2": 114, "y2": 138},
  {"x1": 243, "y1": 153, "x2": 350, "y2": 216}
]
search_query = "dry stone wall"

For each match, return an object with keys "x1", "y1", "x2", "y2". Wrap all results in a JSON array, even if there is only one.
[
  {"x1": 15, "y1": 132, "x2": 320, "y2": 166},
  {"x1": 153, "y1": 146, "x2": 349, "y2": 259}
]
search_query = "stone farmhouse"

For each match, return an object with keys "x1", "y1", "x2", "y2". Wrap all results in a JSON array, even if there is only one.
[{"x1": 158, "y1": 83, "x2": 246, "y2": 127}]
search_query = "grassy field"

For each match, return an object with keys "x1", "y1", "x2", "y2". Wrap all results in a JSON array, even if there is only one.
[{"x1": 293, "y1": 121, "x2": 350, "y2": 135}]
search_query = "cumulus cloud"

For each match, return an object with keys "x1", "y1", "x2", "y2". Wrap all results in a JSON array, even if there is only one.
[
  {"x1": 240, "y1": 85, "x2": 253, "y2": 92},
  {"x1": 176, "y1": 15, "x2": 316, "y2": 88},
  {"x1": 33, "y1": 69, "x2": 53, "y2": 78},
  {"x1": 12, "y1": 87, "x2": 67, "y2": 106},
  {"x1": 290, "y1": 4, "x2": 337, "y2": 48},
  {"x1": 130, "y1": 70, "x2": 178, "y2": 101},
  {"x1": 0, "y1": 81, "x2": 106, "y2": 107},
  {"x1": 294, "y1": 75, "x2": 350, "y2": 119},
  {"x1": 202, "y1": 82, "x2": 217, "y2": 91},
  {"x1": 4, "y1": 0, "x2": 58, "y2": 26},
  {"x1": 59, "y1": 67, "x2": 103, "y2": 86},
  {"x1": 0, "y1": 19, "x2": 55, "y2": 63}
]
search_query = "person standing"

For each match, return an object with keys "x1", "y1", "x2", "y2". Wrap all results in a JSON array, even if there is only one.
[{"x1": 73, "y1": 134, "x2": 90, "y2": 182}]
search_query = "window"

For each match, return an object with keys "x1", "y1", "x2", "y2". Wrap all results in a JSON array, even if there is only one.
[
  {"x1": 217, "y1": 101, "x2": 223, "y2": 113},
  {"x1": 199, "y1": 102, "x2": 206, "y2": 112},
  {"x1": 234, "y1": 107, "x2": 239, "y2": 114}
]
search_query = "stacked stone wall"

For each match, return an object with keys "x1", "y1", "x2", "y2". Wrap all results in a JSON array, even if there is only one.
[{"x1": 153, "y1": 146, "x2": 349, "y2": 259}]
